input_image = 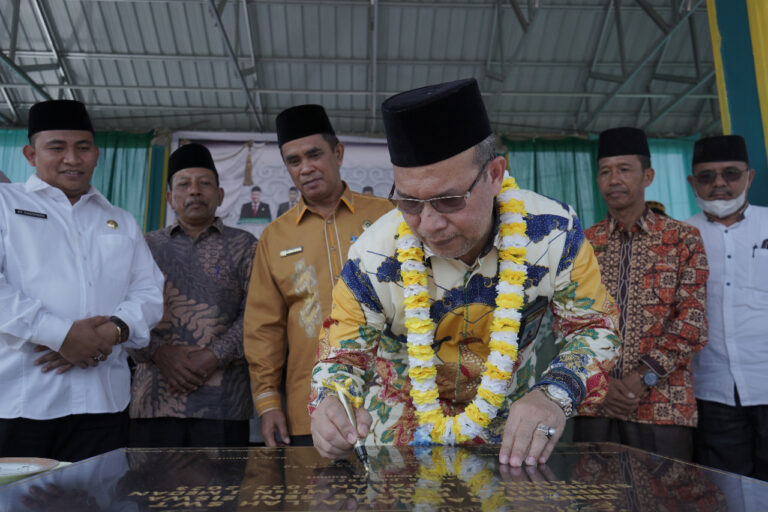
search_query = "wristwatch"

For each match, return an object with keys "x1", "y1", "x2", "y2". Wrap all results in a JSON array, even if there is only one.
[
  {"x1": 109, "y1": 316, "x2": 130, "y2": 344},
  {"x1": 539, "y1": 385, "x2": 574, "y2": 418},
  {"x1": 642, "y1": 371, "x2": 659, "y2": 387}
]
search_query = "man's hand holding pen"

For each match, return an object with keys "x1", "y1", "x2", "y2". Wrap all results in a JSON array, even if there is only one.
[{"x1": 310, "y1": 394, "x2": 372, "y2": 461}]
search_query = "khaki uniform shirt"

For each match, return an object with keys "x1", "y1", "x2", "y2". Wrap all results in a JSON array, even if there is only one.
[{"x1": 245, "y1": 184, "x2": 392, "y2": 435}]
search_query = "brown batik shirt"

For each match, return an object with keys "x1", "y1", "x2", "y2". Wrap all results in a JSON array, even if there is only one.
[
  {"x1": 578, "y1": 209, "x2": 708, "y2": 426},
  {"x1": 129, "y1": 218, "x2": 257, "y2": 420}
]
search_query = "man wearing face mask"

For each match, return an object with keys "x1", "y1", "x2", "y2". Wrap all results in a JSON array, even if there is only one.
[{"x1": 686, "y1": 134, "x2": 768, "y2": 480}]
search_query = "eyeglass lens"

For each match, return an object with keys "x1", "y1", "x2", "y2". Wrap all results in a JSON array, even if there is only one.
[
  {"x1": 694, "y1": 168, "x2": 745, "y2": 185},
  {"x1": 395, "y1": 195, "x2": 468, "y2": 215}
]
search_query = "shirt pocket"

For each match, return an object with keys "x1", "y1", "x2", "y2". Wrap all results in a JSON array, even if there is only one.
[
  {"x1": 95, "y1": 234, "x2": 135, "y2": 288},
  {"x1": 750, "y1": 247, "x2": 768, "y2": 294}
]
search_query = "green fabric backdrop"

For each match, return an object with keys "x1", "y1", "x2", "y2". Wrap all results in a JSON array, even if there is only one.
[
  {"x1": 1, "y1": 129, "x2": 699, "y2": 233},
  {"x1": 502, "y1": 137, "x2": 699, "y2": 228},
  {"x1": 0, "y1": 129, "x2": 153, "y2": 228}
]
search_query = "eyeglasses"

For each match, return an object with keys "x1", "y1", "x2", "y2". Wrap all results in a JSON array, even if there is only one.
[
  {"x1": 693, "y1": 167, "x2": 747, "y2": 185},
  {"x1": 388, "y1": 166, "x2": 487, "y2": 215}
]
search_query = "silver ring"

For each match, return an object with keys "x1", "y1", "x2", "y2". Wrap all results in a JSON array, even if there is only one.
[
  {"x1": 93, "y1": 354, "x2": 104, "y2": 362},
  {"x1": 536, "y1": 424, "x2": 556, "y2": 440}
]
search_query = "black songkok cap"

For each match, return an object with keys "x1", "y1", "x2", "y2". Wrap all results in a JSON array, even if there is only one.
[
  {"x1": 28, "y1": 99, "x2": 94, "y2": 139},
  {"x1": 275, "y1": 104, "x2": 335, "y2": 147},
  {"x1": 597, "y1": 127, "x2": 650, "y2": 160},
  {"x1": 381, "y1": 78, "x2": 492, "y2": 167},
  {"x1": 168, "y1": 143, "x2": 218, "y2": 183},
  {"x1": 692, "y1": 135, "x2": 749, "y2": 165}
]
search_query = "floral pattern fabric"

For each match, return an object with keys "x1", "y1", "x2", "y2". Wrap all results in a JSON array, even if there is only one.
[{"x1": 310, "y1": 190, "x2": 621, "y2": 445}]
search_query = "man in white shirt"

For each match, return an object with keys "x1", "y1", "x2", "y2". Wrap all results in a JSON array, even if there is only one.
[
  {"x1": 0, "y1": 99, "x2": 164, "y2": 461},
  {"x1": 686, "y1": 134, "x2": 768, "y2": 480}
]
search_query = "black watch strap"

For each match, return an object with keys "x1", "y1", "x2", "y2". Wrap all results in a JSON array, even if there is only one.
[{"x1": 109, "y1": 316, "x2": 130, "y2": 344}]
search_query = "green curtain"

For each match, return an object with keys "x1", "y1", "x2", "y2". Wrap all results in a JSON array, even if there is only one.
[
  {"x1": 502, "y1": 136, "x2": 699, "y2": 229},
  {"x1": 0, "y1": 129, "x2": 152, "y2": 228},
  {"x1": 503, "y1": 137, "x2": 606, "y2": 229},
  {"x1": 0, "y1": 129, "x2": 31, "y2": 181},
  {"x1": 646, "y1": 139, "x2": 699, "y2": 221}
]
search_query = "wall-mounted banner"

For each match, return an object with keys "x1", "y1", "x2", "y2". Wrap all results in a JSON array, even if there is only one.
[{"x1": 168, "y1": 131, "x2": 393, "y2": 239}]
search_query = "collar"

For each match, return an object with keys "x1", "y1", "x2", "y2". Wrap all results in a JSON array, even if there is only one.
[
  {"x1": 25, "y1": 173, "x2": 109, "y2": 207},
  {"x1": 169, "y1": 216, "x2": 224, "y2": 236},
  {"x1": 607, "y1": 206, "x2": 656, "y2": 236},
  {"x1": 294, "y1": 181, "x2": 355, "y2": 224}
]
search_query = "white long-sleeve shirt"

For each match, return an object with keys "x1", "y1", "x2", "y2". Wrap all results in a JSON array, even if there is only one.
[
  {"x1": 0, "y1": 174, "x2": 164, "y2": 419},
  {"x1": 687, "y1": 205, "x2": 768, "y2": 406}
]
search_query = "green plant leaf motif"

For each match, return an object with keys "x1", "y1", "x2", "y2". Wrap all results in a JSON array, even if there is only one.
[
  {"x1": 553, "y1": 281, "x2": 595, "y2": 310},
  {"x1": 368, "y1": 396, "x2": 393, "y2": 423},
  {"x1": 379, "y1": 429, "x2": 395, "y2": 444},
  {"x1": 340, "y1": 338, "x2": 363, "y2": 350}
]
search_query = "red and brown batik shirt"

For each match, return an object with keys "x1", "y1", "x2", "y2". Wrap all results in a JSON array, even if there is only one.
[{"x1": 578, "y1": 209, "x2": 708, "y2": 427}]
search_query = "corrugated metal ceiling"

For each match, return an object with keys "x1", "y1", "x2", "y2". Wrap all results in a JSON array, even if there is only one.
[{"x1": 0, "y1": 0, "x2": 718, "y2": 138}]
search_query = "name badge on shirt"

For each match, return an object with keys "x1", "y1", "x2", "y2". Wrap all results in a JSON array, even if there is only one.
[
  {"x1": 14, "y1": 209, "x2": 47, "y2": 219},
  {"x1": 280, "y1": 246, "x2": 303, "y2": 257},
  {"x1": 517, "y1": 296, "x2": 549, "y2": 350}
]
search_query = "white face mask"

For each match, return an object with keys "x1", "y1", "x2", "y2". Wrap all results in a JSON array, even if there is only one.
[{"x1": 695, "y1": 188, "x2": 748, "y2": 218}]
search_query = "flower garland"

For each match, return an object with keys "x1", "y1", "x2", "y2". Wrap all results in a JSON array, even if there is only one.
[{"x1": 396, "y1": 176, "x2": 528, "y2": 445}]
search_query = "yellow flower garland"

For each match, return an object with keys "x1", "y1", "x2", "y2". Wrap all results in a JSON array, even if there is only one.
[
  {"x1": 414, "y1": 448, "x2": 507, "y2": 511},
  {"x1": 397, "y1": 176, "x2": 528, "y2": 444}
]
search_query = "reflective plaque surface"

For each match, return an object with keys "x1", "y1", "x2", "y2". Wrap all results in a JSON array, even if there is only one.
[{"x1": 1, "y1": 443, "x2": 766, "y2": 511}]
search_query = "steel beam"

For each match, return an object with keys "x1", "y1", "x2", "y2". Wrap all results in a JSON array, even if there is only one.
[
  {"x1": 20, "y1": 63, "x2": 62, "y2": 73},
  {"x1": 0, "y1": 51, "x2": 52, "y2": 100},
  {"x1": 10, "y1": 49, "x2": 710, "y2": 70},
  {"x1": 642, "y1": 69, "x2": 714, "y2": 129},
  {"x1": 689, "y1": 14, "x2": 701, "y2": 78},
  {"x1": 579, "y1": 0, "x2": 705, "y2": 130},
  {"x1": 509, "y1": 0, "x2": 529, "y2": 32},
  {"x1": 590, "y1": 72, "x2": 624, "y2": 83},
  {"x1": 207, "y1": 0, "x2": 263, "y2": 130},
  {"x1": 31, "y1": 0, "x2": 77, "y2": 101},
  {"x1": 0, "y1": 81, "x2": 717, "y2": 100},
  {"x1": 636, "y1": 0, "x2": 671, "y2": 33},
  {"x1": 68, "y1": 0, "x2": 702, "y2": 10},
  {"x1": 652, "y1": 73, "x2": 698, "y2": 84},
  {"x1": 615, "y1": 0, "x2": 627, "y2": 75},
  {"x1": 485, "y1": 0, "x2": 508, "y2": 81},
  {"x1": 242, "y1": 0, "x2": 266, "y2": 129},
  {"x1": 574, "y1": 0, "x2": 614, "y2": 125},
  {"x1": 9, "y1": 0, "x2": 21, "y2": 62}
]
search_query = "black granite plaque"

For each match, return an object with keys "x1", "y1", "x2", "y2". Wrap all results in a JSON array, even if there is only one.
[{"x1": 0, "y1": 443, "x2": 766, "y2": 511}]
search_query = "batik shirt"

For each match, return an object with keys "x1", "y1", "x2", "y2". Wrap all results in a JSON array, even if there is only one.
[
  {"x1": 579, "y1": 209, "x2": 708, "y2": 426},
  {"x1": 310, "y1": 190, "x2": 621, "y2": 445},
  {"x1": 129, "y1": 218, "x2": 257, "y2": 421}
]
